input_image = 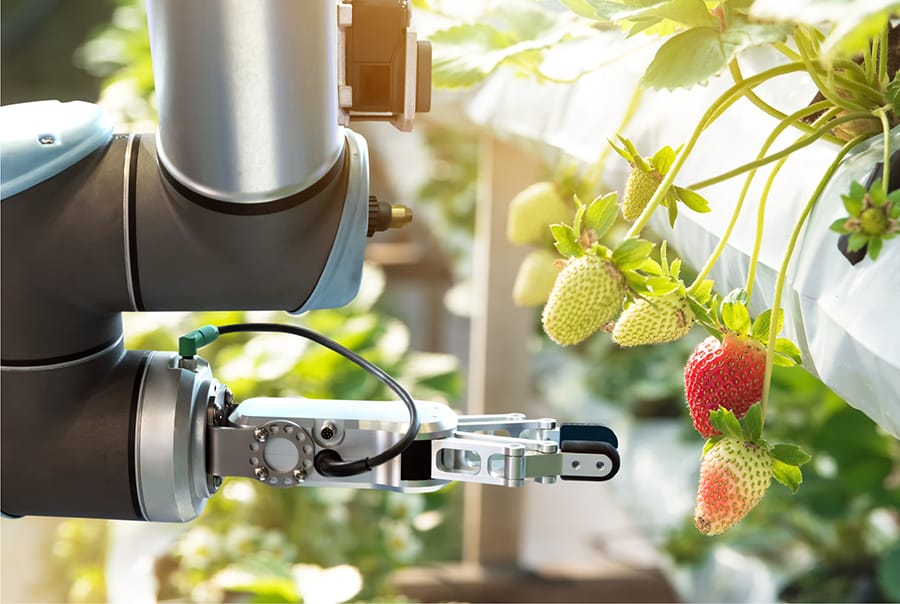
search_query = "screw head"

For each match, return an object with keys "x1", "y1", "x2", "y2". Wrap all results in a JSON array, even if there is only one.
[
  {"x1": 38, "y1": 134, "x2": 56, "y2": 145},
  {"x1": 292, "y1": 469, "x2": 307, "y2": 483},
  {"x1": 254, "y1": 466, "x2": 269, "y2": 481},
  {"x1": 254, "y1": 426, "x2": 269, "y2": 442}
]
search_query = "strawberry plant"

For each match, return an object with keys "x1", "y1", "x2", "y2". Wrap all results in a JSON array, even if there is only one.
[{"x1": 427, "y1": 0, "x2": 899, "y2": 537}]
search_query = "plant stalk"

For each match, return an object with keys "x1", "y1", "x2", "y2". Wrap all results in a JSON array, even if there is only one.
[
  {"x1": 759, "y1": 135, "x2": 868, "y2": 423},
  {"x1": 686, "y1": 102, "x2": 836, "y2": 295},
  {"x1": 745, "y1": 107, "x2": 842, "y2": 296},
  {"x1": 625, "y1": 62, "x2": 810, "y2": 239},
  {"x1": 687, "y1": 111, "x2": 880, "y2": 191}
]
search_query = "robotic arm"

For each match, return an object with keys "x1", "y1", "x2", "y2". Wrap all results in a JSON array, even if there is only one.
[{"x1": 0, "y1": 0, "x2": 620, "y2": 523}]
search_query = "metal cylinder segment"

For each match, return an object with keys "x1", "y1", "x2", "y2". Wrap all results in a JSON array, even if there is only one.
[{"x1": 146, "y1": 0, "x2": 343, "y2": 203}]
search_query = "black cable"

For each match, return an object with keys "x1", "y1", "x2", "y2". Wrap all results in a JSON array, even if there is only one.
[{"x1": 216, "y1": 322, "x2": 420, "y2": 478}]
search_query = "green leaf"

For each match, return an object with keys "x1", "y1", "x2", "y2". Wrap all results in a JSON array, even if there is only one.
[
  {"x1": 829, "y1": 217, "x2": 850, "y2": 233},
  {"x1": 741, "y1": 403, "x2": 762, "y2": 442},
  {"x1": 750, "y1": 0, "x2": 896, "y2": 62},
  {"x1": 702, "y1": 436, "x2": 723, "y2": 456},
  {"x1": 430, "y1": 6, "x2": 572, "y2": 89},
  {"x1": 551, "y1": 224, "x2": 584, "y2": 257},
  {"x1": 608, "y1": 137, "x2": 635, "y2": 163},
  {"x1": 772, "y1": 443, "x2": 811, "y2": 466},
  {"x1": 775, "y1": 338, "x2": 802, "y2": 365},
  {"x1": 868, "y1": 237, "x2": 883, "y2": 260},
  {"x1": 670, "y1": 257, "x2": 682, "y2": 280},
  {"x1": 583, "y1": 192, "x2": 619, "y2": 239},
  {"x1": 579, "y1": 0, "x2": 717, "y2": 28},
  {"x1": 887, "y1": 77, "x2": 900, "y2": 117},
  {"x1": 626, "y1": 271, "x2": 652, "y2": 295},
  {"x1": 850, "y1": 180, "x2": 866, "y2": 200},
  {"x1": 871, "y1": 182, "x2": 887, "y2": 206},
  {"x1": 613, "y1": 238, "x2": 655, "y2": 270},
  {"x1": 666, "y1": 193, "x2": 679, "y2": 226},
  {"x1": 709, "y1": 407, "x2": 743, "y2": 440},
  {"x1": 877, "y1": 541, "x2": 900, "y2": 602},
  {"x1": 651, "y1": 145, "x2": 677, "y2": 174},
  {"x1": 560, "y1": 0, "x2": 606, "y2": 19},
  {"x1": 721, "y1": 300, "x2": 751, "y2": 336},
  {"x1": 847, "y1": 232, "x2": 870, "y2": 252},
  {"x1": 673, "y1": 186, "x2": 711, "y2": 213},
  {"x1": 751, "y1": 308, "x2": 784, "y2": 342},
  {"x1": 646, "y1": 276, "x2": 680, "y2": 295},
  {"x1": 573, "y1": 202, "x2": 587, "y2": 235},
  {"x1": 618, "y1": 135, "x2": 652, "y2": 171},
  {"x1": 842, "y1": 194, "x2": 863, "y2": 216},
  {"x1": 641, "y1": 21, "x2": 789, "y2": 89},
  {"x1": 772, "y1": 353, "x2": 796, "y2": 367},
  {"x1": 772, "y1": 459, "x2": 803, "y2": 493},
  {"x1": 691, "y1": 279, "x2": 714, "y2": 304}
]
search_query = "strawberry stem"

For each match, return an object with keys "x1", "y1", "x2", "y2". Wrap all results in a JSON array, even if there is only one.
[
  {"x1": 759, "y1": 134, "x2": 869, "y2": 422},
  {"x1": 877, "y1": 108, "x2": 891, "y2": 197},
  {"x1": 686, "y1": 111, "x2": 881, "y2": 191},
  {"x1": 878, "y1": 25, "x2": 889, "y2": 87},
  {"x1": 794, "y1": 28, "x2": 870, "y2": 114},
  {"x1": 624, "y1": 62, "x2": 811, "y2": 240},
  {"x1": 685, "y1": 102, "x2": 837, "y2": 295},
  {"x1": 744, "y1": 107, "x2": 842, "y2": 297},
  {"x1": 728, "y1": 60, "x2": 844, "y2": 146}
]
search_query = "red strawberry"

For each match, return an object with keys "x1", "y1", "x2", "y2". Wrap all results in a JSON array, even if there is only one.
[{"x1": 684, "y1": 334, "x2": 766, "y2": 437}]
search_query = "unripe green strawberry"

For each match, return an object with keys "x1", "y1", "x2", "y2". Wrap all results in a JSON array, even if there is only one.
[
  {"x1": 684, "y1": 334, "x2": 766, "y2": 437},
  {"x1": 513, "y1": 249, "x2": 560, "y2": 307},
  {"x1": 611, "y1": 292, "x2": 694, "y2": 346},
  {"x1": 507, "y1": 182, "x2": 571, "y2": 245},
  {"x1": 695, "y1": 437, "x2": 772, "y2": 535},
  {"x1": 622, "y1": 167, "x2": 662, "y2": 221},
  {"x1": 542, "y1": 254, "x2": 626, "y2": 346}
]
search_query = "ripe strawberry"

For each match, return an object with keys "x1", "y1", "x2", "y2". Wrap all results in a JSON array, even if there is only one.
[
  {"x1": 507, "y1": 182, "x2": 571, "y2": 245},
  {"x1": 684, "y1": 334, "x2": 766, "y2": 437},
  {"x1": 622, "y1": 166, "x2": 663, "y2": 221},
  {"x1": 611, "y1": 292, "x2": 694, "y2": 346},
  {"x1": 695, "y1": 437, "x2": 772, "y2": 535},
  {"x1": 542, "y1": 254, "x2": 625, "y2": 346},
  {"x1": 513, "y1": 249, "x2": 560, "y2": 307}
]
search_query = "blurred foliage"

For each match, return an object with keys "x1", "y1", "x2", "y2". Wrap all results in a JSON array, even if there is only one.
[
  {"x1": 49, "y1": 520, "x2": 110, "y2": 603},
  {"x1": 414, "y1": 124, "x2": 479, "y2": 278}
]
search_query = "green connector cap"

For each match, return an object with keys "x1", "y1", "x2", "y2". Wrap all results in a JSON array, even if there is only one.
[{"x1": 178, "y1": 325, "x2": 220, "y2": 357}]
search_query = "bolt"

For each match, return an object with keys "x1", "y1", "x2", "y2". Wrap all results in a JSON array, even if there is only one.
[
  {"x1": 254, "y1": 466, "x2": 269, "y2": 481},
  {"x1": 254, "y1": 426, "x2": 269, "y2": 442},
  {"x1": 292, "y1": 469, "x2": 307, "y2": 483},
  {"x1": 38, "y1": 134, "x2": 55, "y2": 145}
]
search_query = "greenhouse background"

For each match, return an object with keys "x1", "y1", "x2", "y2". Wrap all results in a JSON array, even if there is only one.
[{"x1": 2, "y1": 0, "x2": 899, "y2": 603}]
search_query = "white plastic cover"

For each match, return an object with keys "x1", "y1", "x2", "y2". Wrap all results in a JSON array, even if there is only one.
[{"x1": 464, "y1": 32, "x2": 900, "y2": 437}]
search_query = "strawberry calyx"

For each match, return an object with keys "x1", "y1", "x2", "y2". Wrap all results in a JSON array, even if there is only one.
[
  {"x1": 610, "y1": 135, "x2": 710, "y2": 227},
  {"x1": 830, "y1": 178, "x2": 900, "y2": 262},
  {"x1": 688, "y1": 287, "x2": 803, "y2": 367},
  {"x1": 550, "y1": 192, "x2": 665, "y2": 301},
  {"x1": 704, "y1": 405, "x2": 811, "y2": 494}
]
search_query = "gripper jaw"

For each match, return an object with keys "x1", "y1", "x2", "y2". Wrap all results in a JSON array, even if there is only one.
[{"x1": 207, "y1": 397, "x2": 621, "y2": 493}]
